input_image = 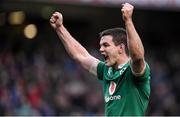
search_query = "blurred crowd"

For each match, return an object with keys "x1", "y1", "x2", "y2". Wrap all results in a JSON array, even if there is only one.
[
  {"x1": 0, "y1": 40, "x2": 180, "y2": 116},
  {"x1": 0, "y1": 44, "x2": 104, "y2": 116},
  {"x1": 146, "y1": 47, "x2": 180, "y2": 115}
]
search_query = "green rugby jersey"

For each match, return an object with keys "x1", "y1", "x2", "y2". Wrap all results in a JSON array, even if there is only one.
[{"x1": 97, "y1": 61, "x2": 151, "y2": 116}]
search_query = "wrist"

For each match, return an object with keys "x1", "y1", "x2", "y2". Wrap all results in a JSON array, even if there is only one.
[
  {"x1": 56, "y1": 24, "x2": 64, "y2": 32},
  {"x1": 125, "y1": 18, "x2": 133, "y2": 25}
]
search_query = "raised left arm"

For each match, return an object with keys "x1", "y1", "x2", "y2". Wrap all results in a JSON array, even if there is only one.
[{"x1": 122, "y1": 3, "x2": 145, "y2": 76}]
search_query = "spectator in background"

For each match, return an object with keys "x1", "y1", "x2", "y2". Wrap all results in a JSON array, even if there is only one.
[{"x1": 50, "y1": 3, "x2": 151, "y2": 116}]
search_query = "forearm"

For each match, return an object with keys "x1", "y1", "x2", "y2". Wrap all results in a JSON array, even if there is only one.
[
  {"x1": 125, "y1": 19, "x2": 146, "y2": 75},
  {"x1": 56, "y1": 25, "x2": 90, "y2": 61},
  {"x1": 125, "y1": 19, "x2": 144, "y2": 61}
]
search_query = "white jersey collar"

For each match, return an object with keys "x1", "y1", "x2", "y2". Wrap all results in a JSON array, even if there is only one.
[{"x1": 118, "y1": 62, "x2": 128, "y2": 69}]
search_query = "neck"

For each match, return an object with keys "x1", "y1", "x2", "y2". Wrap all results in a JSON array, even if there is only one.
[{"x1": 114, "y1": 55, "x2": 130, "y2": 70}]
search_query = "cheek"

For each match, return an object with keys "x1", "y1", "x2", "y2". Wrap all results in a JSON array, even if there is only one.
[
  {"x1": 110, "y1": 49, "x2": 119, "y2": 56},
  {"x1": 109, "y1": 53, "x2": 117, "y2": 62},
  {"x1": 109, "y1": 51, "x2": 119, "y2": 62},
  {"x1": 106, "y1": 47, "x2": 118, "y2": 57}
]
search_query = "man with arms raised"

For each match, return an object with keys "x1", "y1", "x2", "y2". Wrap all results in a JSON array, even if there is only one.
[{"x1": 50, "y1": 3, "x2": 151, "y2": 116}]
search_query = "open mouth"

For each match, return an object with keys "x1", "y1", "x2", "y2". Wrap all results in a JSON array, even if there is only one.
[{"x1": 102, "y1": 54, "x2": 109, "y2": 62}]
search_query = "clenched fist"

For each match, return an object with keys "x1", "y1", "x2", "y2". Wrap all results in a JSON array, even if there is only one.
[
  {"x1": 50, "y1": 12, "x2": 63, "y2": 29},
  {"x1": 121, "y1": 3, "x2": 134, "y2": 22}
]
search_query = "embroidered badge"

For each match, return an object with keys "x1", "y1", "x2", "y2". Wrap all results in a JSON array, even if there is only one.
[{"x1": 109, "y1": 81, "x2": 116, "y2": 95}]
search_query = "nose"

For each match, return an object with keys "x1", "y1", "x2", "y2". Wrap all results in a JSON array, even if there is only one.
[{"x1": 99, "y1": 46, "x2": 104, "y2": 52}]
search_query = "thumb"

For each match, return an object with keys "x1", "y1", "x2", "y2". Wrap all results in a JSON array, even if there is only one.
[{"x1": 50, "y1": 22, "x2": 57, "y2": 29}]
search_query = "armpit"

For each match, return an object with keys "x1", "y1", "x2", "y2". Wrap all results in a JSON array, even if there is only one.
[
  {"x1": 89, "y1": 60, "x2": 99, "y2": 76},
  {"x1": 130, "y1": 60, "x2": 146, "y2": 77}
]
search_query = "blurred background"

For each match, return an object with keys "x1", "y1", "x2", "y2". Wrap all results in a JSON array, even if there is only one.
[{"x1": 0, "y1": 0, "x2": 180, "y2": 116}]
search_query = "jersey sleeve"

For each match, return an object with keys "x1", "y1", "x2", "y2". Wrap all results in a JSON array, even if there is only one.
[
  {"x1": 132, "y1": 62, "x2": 151, "y2": 100},
  {"x1": 97, "y1": 61, "x2": 105, "y2": 80},
  {"x1": 133, "y1": 62, "x2": 151, "y2": 81}
]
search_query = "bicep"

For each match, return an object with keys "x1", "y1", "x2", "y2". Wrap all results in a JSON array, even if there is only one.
[{"x1": 79, "y1": 55, "x2": 100, "y2": 76}]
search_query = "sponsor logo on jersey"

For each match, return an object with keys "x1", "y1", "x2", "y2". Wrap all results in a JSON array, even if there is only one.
[
  {"x1": 109, "y1": 81, "x2": 116, "y2": 95},
  {"x1": 105, "y1": 81, "x2": 121, "y2": 103},
  {"x1": 105, "y1": 95, "x2": 121, "y2": 103}
]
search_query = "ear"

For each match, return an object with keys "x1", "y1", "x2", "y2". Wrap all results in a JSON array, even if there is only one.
[{"x1": 118, "y1": 44, "x2": 125, "y2": 54}]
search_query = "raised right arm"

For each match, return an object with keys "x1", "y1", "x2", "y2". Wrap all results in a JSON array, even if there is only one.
[{"x1": 50, "y1": 12, "x2": 99, "y2": 76}]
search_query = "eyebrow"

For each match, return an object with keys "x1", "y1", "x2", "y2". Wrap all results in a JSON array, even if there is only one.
[{"x1": 100, "y1": 41, "x2": 110, "y2": 46}]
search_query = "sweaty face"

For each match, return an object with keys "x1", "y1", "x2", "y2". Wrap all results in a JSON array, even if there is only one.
[{"x1": 99, "y1": 35, "x2": 120, "y2": 67}]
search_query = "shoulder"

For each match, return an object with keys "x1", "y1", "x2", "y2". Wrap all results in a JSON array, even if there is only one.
[
  {"x1": 129, "y1": 60, "x2": 150, "y2": 77},
  {"x1": 97, "y1": 61, "x2": 109, "y2": 80}
]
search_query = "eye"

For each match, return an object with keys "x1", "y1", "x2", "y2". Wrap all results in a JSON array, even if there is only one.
[{"x1": 103, "y1": 43, "x2": 109, "y2": 47}]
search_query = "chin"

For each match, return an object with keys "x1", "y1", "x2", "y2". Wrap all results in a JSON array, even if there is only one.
[
  {"x1": 105, "y1": 62, "x2": 111, "y2": 67},
  {"x1": 105, "y1": 62, "x2": 109, "y2": 66}
]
